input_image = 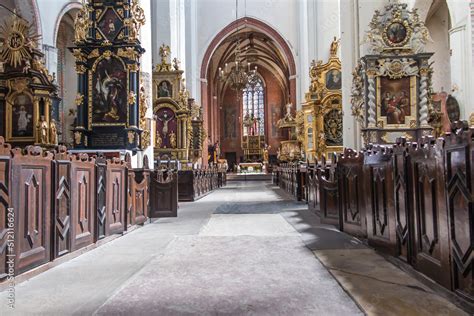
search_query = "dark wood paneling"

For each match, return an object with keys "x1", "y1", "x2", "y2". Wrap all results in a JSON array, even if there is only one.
[
  {"x1": 105, "y1": 158, "x2": 127, "y2": 235},
  {"x1": 393, "y1": 139, "x2": 413, "y2": 263},
  {"x1": 0, "y1": 137, "x2": 11, "y2": 280},
  {"x1": 318, "y1": 161, "x2": 340, "y2": 228},
  {"x1": 150, "y1": 169, "x2": 178, "y2": 218},
  {"x1": 364, "y1": 146, "x2": 397, "y2": 256},
  {"x1": 11, "y1": 146, "x2": 53, "y2": 274},
  {"x1": 338, "y1": 149, "x2": 367, "y2": 238},
  {"x1": 409, "y1": 137, "x2": 451, "y2": 289},
  {"x1": 70, "y1": 154, "x2": 96, "y2": 251},
  {"x1": 444, "y1": 126, "x2": 474, "y2": 301},
  {"x1": 95, "y1": 156, "x2": 107, "y2": 240},
  {"x1": 52, "y1": 148, "x2": 72, "y2": 259}
]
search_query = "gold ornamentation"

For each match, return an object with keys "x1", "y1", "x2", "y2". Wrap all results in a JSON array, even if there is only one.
[
  {"x1": 75, "y1": 93, "x2": 84, "y2": 106},
  {"x1": 76, "y1": 64, "x2": 87, "y2": 74},
  {"x1": 49, "y1": 119, "x2": 58, "y2": 146},
  {"x1": 128, "y1": 91, "x2": 136, "y2": 105},
  {"x1": 169, "y1": 130, "x2": 177, "y2": 148},
  {"x1": 127, "y1": 64, "x2": 139, "y2": 72},
  {"x1": 351, "y1": 61, "x2": 364, "y2": 123},
  {"x1": 172, "y1": 58, "x2": 180, "y2": 71},
  {"x1": 73, "y1": 49, "x2": 87, "y2": 62},
  {"x1": 88, "y1": 49, "x2": 100, "y2": 59},
  {"x1": 128, "y1": 131, "x2": 135, "y2": 144},
  {"x1": 37, "y1": 116, "x2": 49, "y2": 144},
  {"x1": 469, "y1": 113, "x2": 474, "y2": 128},
  {"x1": 74, "y1": 131, "x2": 82, "y2": 145},
  {"x1": 330, "y1": 37, "x2": 340, "y2": 56},
  {"x1": 155, "y1": 44, "x2": 172, "y2": 72},
  {"x1": 118, "y1": 47, "x2": 138, "y2": 60},
  {"x1": 155, "y1": 131, "x2": 162, "y2": 148},
  {"x1": 0, "y1": 15, "x2": 39, "y2": 68},
  {"x1": 74, "y1": 5, "x2": 89, "y2": 44}
]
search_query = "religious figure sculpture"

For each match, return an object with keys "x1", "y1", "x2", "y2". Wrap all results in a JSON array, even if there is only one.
[
  {"x1": 330, "y1": 37, "x2": 340, "y2": 56},
  {"x1": 74, "y1": 131, "x2": 81, "y2": 145},
  {"x1": 49, "y1": 119, "x2": 58, "y2": 146},
  {"x1": 156, "y1": 132, "x2": 162, "y2": 148},
  {"x1": 169, "y1": 130, "x2": 177, "y2": 148},
  {"x1": 158, "y1": 111, "x2": 173, "y2": 136},
  {"x1": 37, "y1": 115, "x2": 49, "y2": 144},
  {"x1": 74, "y1": 7, "x2": 89, "y2": 43}
]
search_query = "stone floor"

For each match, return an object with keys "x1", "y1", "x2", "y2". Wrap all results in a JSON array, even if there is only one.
[{"x1": 0, "y1": 180, "x2": 470, "y2": 315}]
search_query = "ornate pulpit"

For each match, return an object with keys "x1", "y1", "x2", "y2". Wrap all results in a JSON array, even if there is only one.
[
  {"x1": 70, "y1": 0, "x2": 146, "y2": 151},
  {"x1": 152, "y1": 45, "x2": 195, "y2": 162},
  {"x1": 301, "y1": 38, "x2": 343, "y2": 161},
  {"x1": 0, "y1": 14, "x2": 59, "y2": 148},
  {"x1": 351, "y1": 2, "x2": 436, "y2": 144},
  {"x1": 277, "y1": 103, "x2": 302, "y2": 162}
]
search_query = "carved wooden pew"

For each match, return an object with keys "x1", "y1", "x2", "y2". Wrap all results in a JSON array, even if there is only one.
[
  {"x1": 150, "y1": 166, "x2": 178, "y2": 218},
  {"x1": 0, "y1": 137, "x2": 12, "y2": 279},
  {"x1": 10, "y1": 146, "x2": 53, "y2": 275},
  {"x1": 52, "y1": 147, "x2": 96, "y2": 259},
  {"x1": 364, "y1": 145, "x2": 397, "y2": 256},
  {"x1": 317, "y1": 155, "x2": 340, "y2": 227},
  {"x1": 443, "y1": 123, "x2": 474, "y2": 301},
  {"x1": 127, "y1": 155, "x2": 150, "y2": 228},
  {"x1": 338, "y1": 149, "x2": 367, "y2": 238}
]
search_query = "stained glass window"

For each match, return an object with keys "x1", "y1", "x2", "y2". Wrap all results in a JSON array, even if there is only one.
[{"x1": 242, "y1": 76, "x2": 264, "y2": 136}]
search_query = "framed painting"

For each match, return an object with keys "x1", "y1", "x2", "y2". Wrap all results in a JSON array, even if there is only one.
[
  {"x1": 97, "y1": 8, "x2": 123, "y2": 42},
  {"x1": 325, "y1": 69, "x2": 342, "y2": 90},
  {"x1": 223, "y1": 106, "x2": 237, "y2": 139},
  {"x1": 157, "y1": 80, "x2": 172, "y2": 98},
  {"x1": 377, "y1": 76, "x2": 416, "y2": 128},
  {"x1": 7, "y1": 92, "x2": 35, "y2": 141},
  {"x1": 91, "y1": 56, "x2": 128, "y2": 126}
]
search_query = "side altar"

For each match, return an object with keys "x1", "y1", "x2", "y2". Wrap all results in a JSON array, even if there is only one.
[
  {"x1": 301, "y1": 38, "x2": 343, "y2": 161},
  {"x1": 152, "y1": 45, "x2": 203, "y2": 164},
  {"x1": 70, "y1": 0, "x2": 147, "y2": 152}
]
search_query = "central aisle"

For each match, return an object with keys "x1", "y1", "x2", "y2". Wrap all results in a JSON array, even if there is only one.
[
  {"x1": 0, "y1": 180, "x2": 362, "y2": 315},
  {"x1": 96, "y1": 182, "x2": 362, "y2": 315}
]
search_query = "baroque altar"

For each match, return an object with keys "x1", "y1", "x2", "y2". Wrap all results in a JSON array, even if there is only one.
[
  {"x1": 71, "y1": 0, "x2": 146, "y2": 151},
  {"x1": 277, "y1": 102, "x2": 302, "y2": 162},
  {"x1": 152, "y1": 45, "x2": 202, "y2": 163},
  {"x1": 352, "y1": 1, "x2": 436, "y2": 144},
  {"x1": 301, "y1": 38, "x2": 343, "y2": 161},
  {"x1": 0, "y1": 14, "x2": 60, "y2": 148}
]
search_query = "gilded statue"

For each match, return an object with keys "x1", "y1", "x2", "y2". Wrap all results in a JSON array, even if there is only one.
[
  {"x1": 169, "y1": 131, "x2": 177, "y2": 148},
  {"x1": 330, "y1": 37, "x2": 340, "y2": 56},
  {"x1": 49, "y1": 119, "x2": 58, "y2": 146},
  {"x1": 37, "y1": 116, "x2": 49, "y2": 144},
  {"x1": 74, "y1": 131, "x2": 82, "y2": 145},
  {"x1": 74, "y1": 7, "x2": 89, "y2": 43},
  {"x1": 128, "y1": 131, "x2": 135, "y2": 144},
  {"x1": 173, "y1": 58, "x2": 181, "y2": 71},
  {"x1": 156, "y1": 132, "x2": 163, "y2": 148}
]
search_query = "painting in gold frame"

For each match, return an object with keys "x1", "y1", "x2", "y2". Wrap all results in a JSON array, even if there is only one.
[
  {"x1": 6, "y1": 91, "x2": 36, "y2": 142},
  {"x1": 89, "y1": 54, "x2": 129, "y2": 128},
  {"x1": 377, "y1": 76, "x2": 416, "y2": 128}
]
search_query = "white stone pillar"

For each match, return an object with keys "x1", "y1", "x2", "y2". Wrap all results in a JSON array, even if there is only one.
[
  {"x1": 139, "y1": 0, "x2": 154, "y2": 168},
  {"x1": 151, "y1": 0, "x2": 171, "y2": 66},
  {"x1": 340, "y1": 0, "x2": 359, "y2": 149}
]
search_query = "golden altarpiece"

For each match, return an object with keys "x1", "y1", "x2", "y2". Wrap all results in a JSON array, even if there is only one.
[
  {"x1": 152, "y1": 45, "x2": 202, "y2": 163},
  {"x1": 301, "y1": 38, "x2": 343, "y2": 161},
  {"x1": 351, "y1": 2, "x2": 436, "y2": 144},
  {"x1": 0, "y1": 14, "x2": 60, "y2": 148},
  {"x1": 70, "y1": 0, "x2": 147, "y2": 152}
]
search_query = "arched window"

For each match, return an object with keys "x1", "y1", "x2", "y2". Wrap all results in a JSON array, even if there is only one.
[{"x1": 242, "y1": 76, "x2": 264, "y2": 136}]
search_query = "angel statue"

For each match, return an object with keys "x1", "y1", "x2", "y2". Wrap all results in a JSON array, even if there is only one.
[
  {"x1": 74, "y1": 8, "x2": 89, "y2": 43},
  {"x1": 410, "y1": 26, "x2": 433, "y2": 54}
]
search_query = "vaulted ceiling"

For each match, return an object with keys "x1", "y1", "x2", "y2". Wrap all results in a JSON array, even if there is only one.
[{"x1": 207, "y1": 26, "x2": 291, "y2": 98}]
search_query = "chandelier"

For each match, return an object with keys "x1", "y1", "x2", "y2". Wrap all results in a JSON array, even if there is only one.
[{"x1": 218, "y1": 40, "x2": 257, "y2": 91}]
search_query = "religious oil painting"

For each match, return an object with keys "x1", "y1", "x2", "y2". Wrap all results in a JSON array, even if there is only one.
[
  {"x1": 380, "y1": 76, "x2": 411, "y2": 125},
  {"x1": 92, "y1": 57, "x2": 128, "y2": 125},
  {"x1": 158, "y1": 81, "x2": 172, "y2": 98},
  {"x1": 386, "y1": 22, "x2": 407, "y2": 44},
  {"x1": 325, "y1": 69, "x2": 341, "y2": 90},
  {"x1": 98, "y1": 8, "x2": 122, "y2": 41},
  {"x1": 11, "y1": 93, "x2": 34, "y2": 138},
  {"x1": 155, "y1": 107, "x2": 177, "y2": 149},
  {"x1": 224, "y1": 106, "x2": 237, "y2": 139}
]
